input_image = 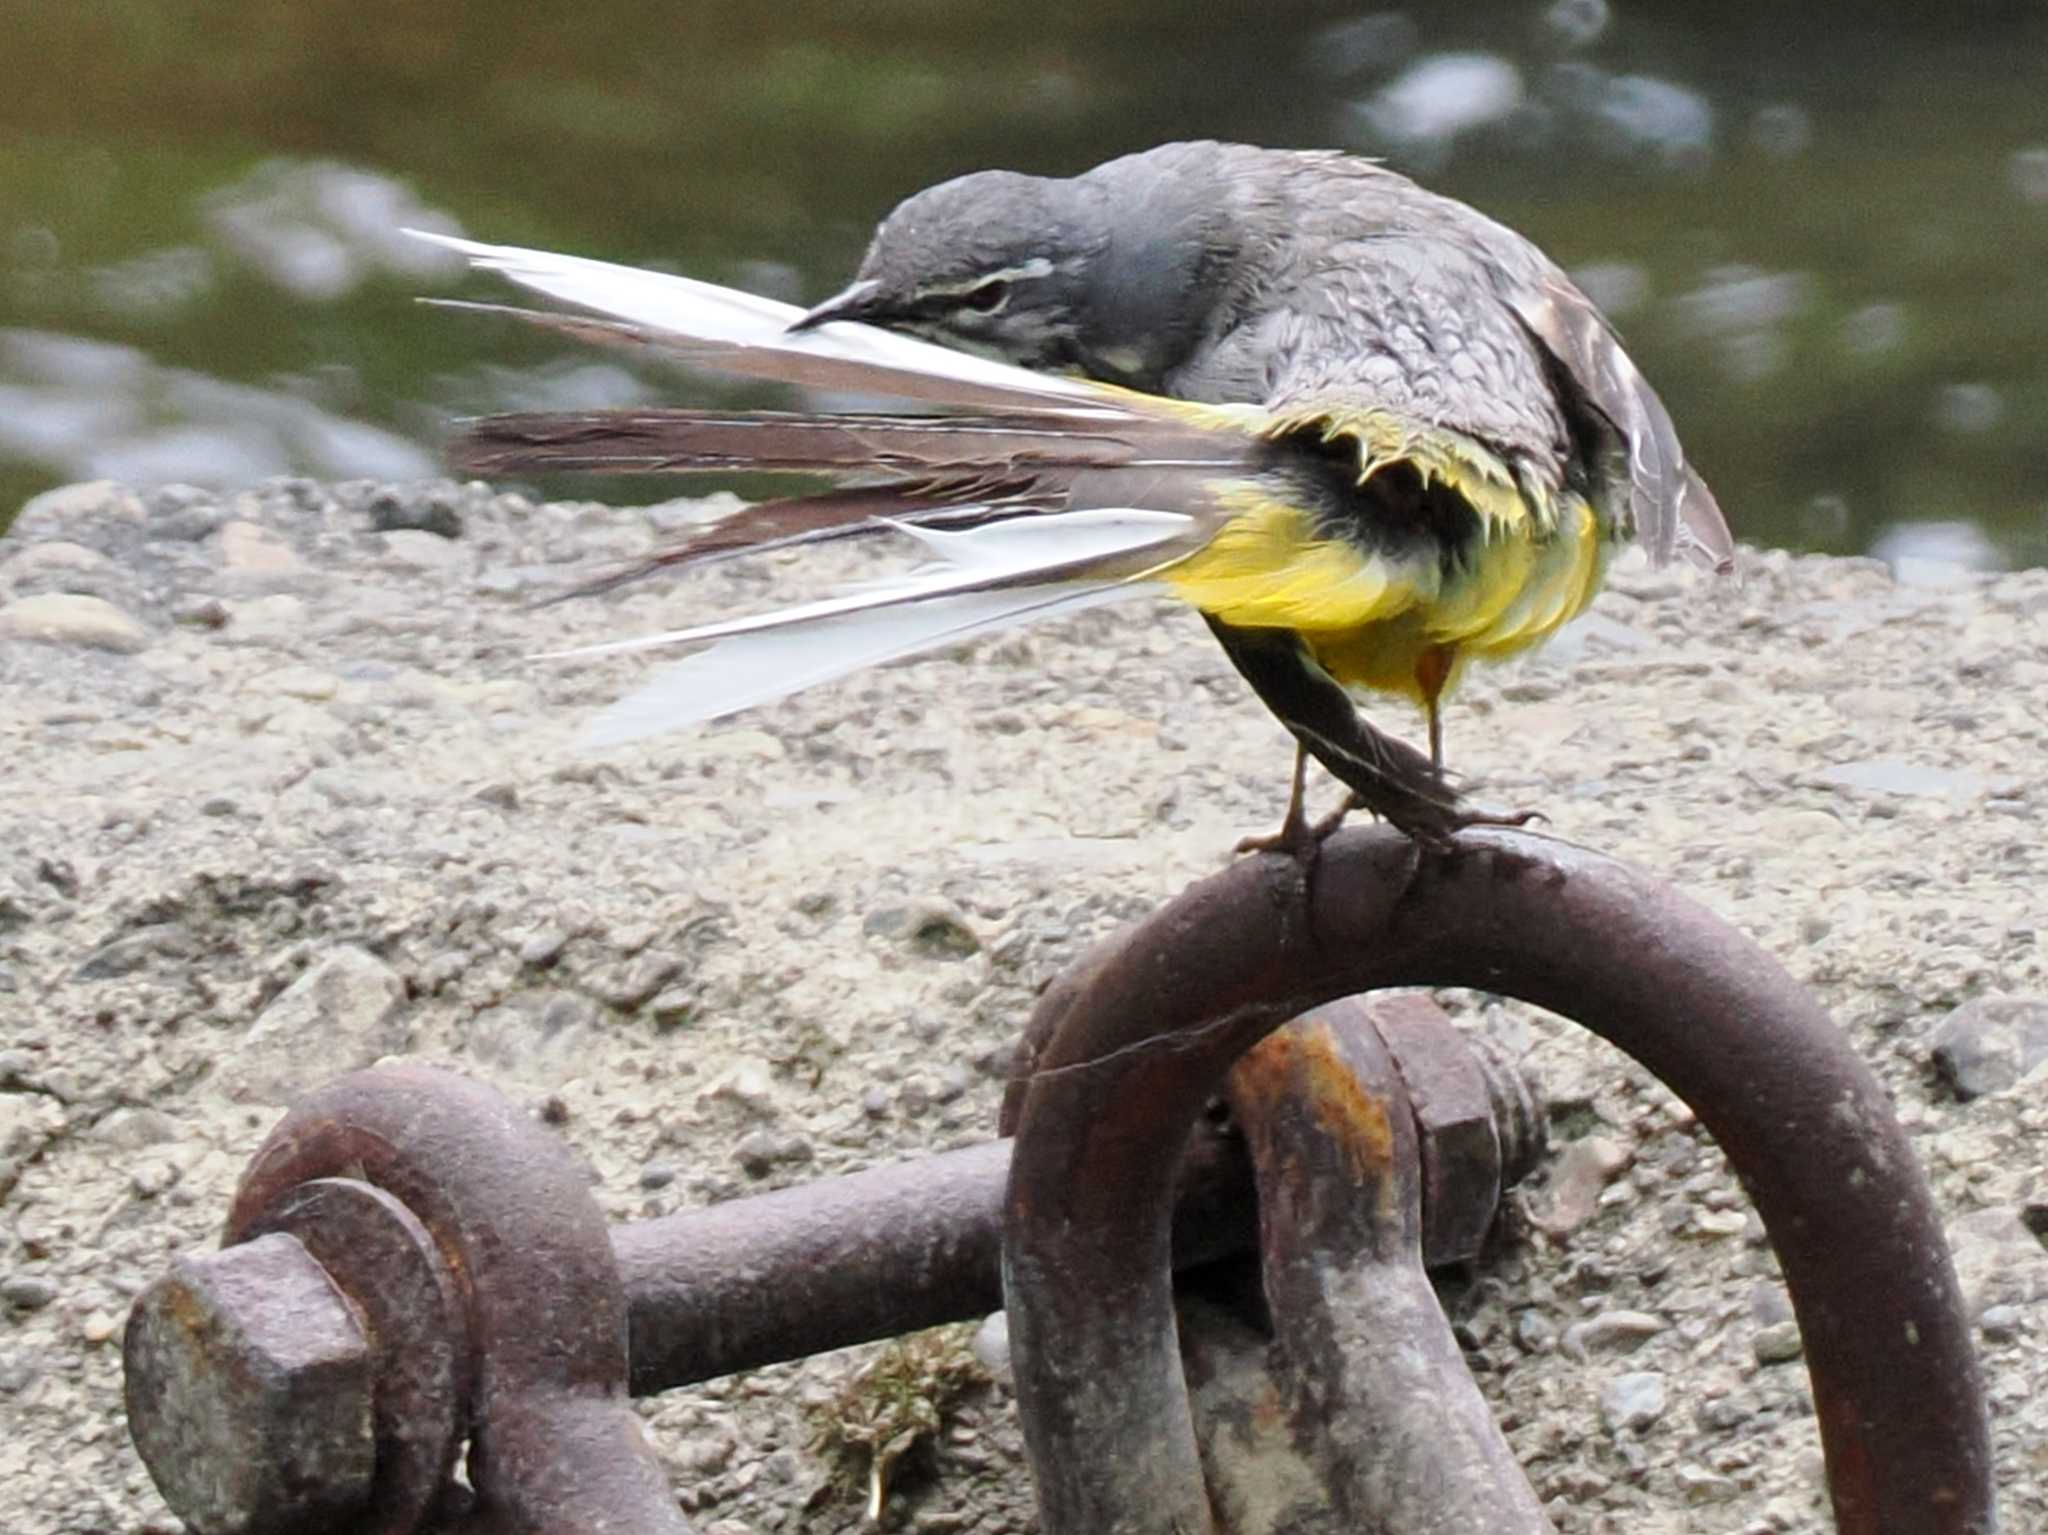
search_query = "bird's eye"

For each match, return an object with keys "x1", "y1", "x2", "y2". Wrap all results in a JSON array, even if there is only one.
[{"x1": 962, "y1": 279, "x2": 1011, "y2": 315}]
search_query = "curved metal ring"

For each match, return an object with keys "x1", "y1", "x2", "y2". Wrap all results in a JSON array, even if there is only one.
[
  {"x1": 226, "y1": 1064, "x2": 691, "y2": 1535},
  {"x1": 1002, "y1": 825, "x2": 1992, "y2": 1535}
]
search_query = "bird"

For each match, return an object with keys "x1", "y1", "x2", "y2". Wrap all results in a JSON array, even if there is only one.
[{"x1": 413, "y1": 140, "x2": 1732, "y2": 849}]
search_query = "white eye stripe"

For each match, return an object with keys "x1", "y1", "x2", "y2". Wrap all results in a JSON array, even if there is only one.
[{"x1": 922, "y1": 257, "x2": 1055, "y2": 301}]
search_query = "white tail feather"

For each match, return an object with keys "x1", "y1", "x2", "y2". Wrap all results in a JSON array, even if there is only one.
[
  {"x1": 539, "y1": 508, "x2": 1193, "y2": 662},
  {"x1": 580, "y1": 583, "x2": 1142, "y2": 746},
  {"x1": 405, "y1": 229, "x2": 1115, "y2": 413}
]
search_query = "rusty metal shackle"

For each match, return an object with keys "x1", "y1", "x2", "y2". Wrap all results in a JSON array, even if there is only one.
[
  {"x1": 1001, "y1": 824, "x2": 1994, "y2": 1535},
  {"x1": 124, "y1": 1009, "x2": 1532, "y2": 1534},
  {"x1": 127, "y1": 1065, "x2": 693, "y2": 1535}
]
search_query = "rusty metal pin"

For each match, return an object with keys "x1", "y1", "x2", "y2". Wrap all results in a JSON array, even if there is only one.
[
  {"x1": 1184, "y1": 1001, "x2": 1552, "y2": 1534},
  {"x1": 1001, "y1": 825, "x2": 1992, "y2": 1535}
]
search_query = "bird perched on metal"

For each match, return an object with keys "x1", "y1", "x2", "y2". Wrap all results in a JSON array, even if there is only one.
[{"x1": 415, "y1": 140, "x2": 1731, "y2": 848}]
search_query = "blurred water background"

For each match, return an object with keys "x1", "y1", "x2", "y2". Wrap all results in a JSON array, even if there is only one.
[{"x1": 3, "y1": 0, "x2": 2045, "y2": 568}]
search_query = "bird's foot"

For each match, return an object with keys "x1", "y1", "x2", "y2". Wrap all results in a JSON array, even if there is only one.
[
  {"x1": 1393, "y1": 800, "x2": 1547, "y2": 853},
  {"x1": 1234, "y1": 793, "x2": 1361, "y2": 863}
]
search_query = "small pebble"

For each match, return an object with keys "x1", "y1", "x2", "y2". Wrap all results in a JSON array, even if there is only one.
[
  {"x1": 1, "y1": 1276, "x2": 59, "y2": 1312},
  {"x1": 1752, "y1": 1321, "x2": 1805, "y2": 1364},
  {"x1": 1601, "y1": 1371, "x2": 1668, "y2": 1434}
]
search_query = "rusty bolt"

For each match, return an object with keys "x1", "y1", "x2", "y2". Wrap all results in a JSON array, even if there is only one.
[
  {"x1": 123, "y1": 1231, "x2": 375, "y2": 1535},
  {"x1": 1368, "y1": 994, "x2": 1544, "y2": 1266}
]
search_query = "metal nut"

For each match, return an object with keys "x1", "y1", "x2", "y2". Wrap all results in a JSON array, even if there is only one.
[
  {"x1": 1367, "y1": 994, "x2": 1525, "y2": 1266},
  {"x1": 124, "y1": 1232, "x2": 375, "y2": 1535}
]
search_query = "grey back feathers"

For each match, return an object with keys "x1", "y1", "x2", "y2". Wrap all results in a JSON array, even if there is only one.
[{"x1": 837, "y1": 141, "x2": 1731, "y2": 571}]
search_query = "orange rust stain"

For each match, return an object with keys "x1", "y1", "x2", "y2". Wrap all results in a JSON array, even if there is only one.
[{"x1": 1229, "y1": 1024, "x2": 1397, "y2": 1185}]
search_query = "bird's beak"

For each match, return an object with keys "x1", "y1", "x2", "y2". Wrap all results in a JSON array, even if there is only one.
[{"x1": 787, "y1": 278, "x2": 883, "y2": 333}]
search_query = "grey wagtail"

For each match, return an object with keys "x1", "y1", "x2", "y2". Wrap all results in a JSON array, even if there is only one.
[{"x1": 413, "y1": 140, "x2": 1732, "y2": 848}]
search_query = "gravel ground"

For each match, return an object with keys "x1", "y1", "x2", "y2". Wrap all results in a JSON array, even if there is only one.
[{"x1": 0, "y1": 476, "x2": 2043, "y2": 1535}]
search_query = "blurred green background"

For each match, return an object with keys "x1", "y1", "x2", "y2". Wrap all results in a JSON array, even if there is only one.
[{"x1": 3, "y1": 0, "x2": 2046, "y2": 567}]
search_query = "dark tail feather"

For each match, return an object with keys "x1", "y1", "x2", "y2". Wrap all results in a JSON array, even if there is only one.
[
  {"x1": 449, "y1": 406, "x2": 1156, "y2": 478},
  {"x1": 459, "y1": 402, "x2": 1245, "y2": 606}
]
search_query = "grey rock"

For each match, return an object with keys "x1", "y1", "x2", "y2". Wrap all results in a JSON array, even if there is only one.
[
  {"x1": 1563, "y1": 1309, "x2": 1667, "y2": 1359},
  {"x1": 1812, "y1": 757, "x2": 1988, "y2": 801},
  {"x1": 1947, "y1": 1206, "x2": 2048, "y2": 1317},
  {"x1": 1600, "y1": 1371, "x2": 1668, "y2": 1434},
  {"x1": 14, "y1": 480, "x2": 145, "y2": 535},
  {"x1": 74, "y1": 922, "x2": 193, "y2": 980},
  {"x1": 91, "y1": 1106, "x2": 180, "y2": 1150},
  {"x1": 0, "y1": 593, "x2": 149, "y2": 652},
  {"x1": 1675, "y1": 1463, "x2": 1739, "y2": 1503},
  {"x1": 1513, "y1": 1309, "x2": 1557, "y2": 1354},
  {"x1": 734, "y1": 1130, "x2": 812, "y2": 1179},
  {"x1": 215, "y1": 945, "x2": 406, "y2": 1103},
  {"x1": 1978, "y1": 1305, "x2": 2023, "y2": 1342},
  {"x1": 1532, "y1": 1134, "x2": 1631, "y2": 1234},
  {"x1": 215, "y1": 519, "x2": 300, "y2": 574},
  {"x1": 1696, "y1": 1394, "x2": 1754, "y2": 1433},
  {"x1": 706, "y1": 1062, "x2": 777, "y2": 1119},
  {"x1": 378, "y1": 530, "x2": 467, "y2": 571},
  {"x1": 367, "y1": 487, "x2": 463, "y2": 539},
  {"x1": 1752, "y1": 1321, "x2": 1804, "y2": 1364},
  {"x1": 865, "y1": 900, "x2": 981, "y2": 959},
  {"x1": 1749, "y1": 1282, "x2": 1795, "y2": 1328},
  {"x1": 517, "y1": 925, "x2": 570, "y2": 967},
  {"x1": 590, "y1": 951, "x2": 683, "y2": 1010},
  {"x1": 971, "y1": 1312, "x2": 1012, "y2": 1377},
  {"x1": 1, "y1": 1275, "x2": 59, "y2": 1311},
  {"x1": 1930, "y1": 996, "x2": 2048, "y2": 1099}
]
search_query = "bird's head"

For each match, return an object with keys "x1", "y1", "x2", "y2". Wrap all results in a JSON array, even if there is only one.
[{"x1": 788, "y1": 169, "x2": 1112, "y2": 372}]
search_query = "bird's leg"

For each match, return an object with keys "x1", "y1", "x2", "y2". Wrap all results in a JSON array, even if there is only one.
[
  {"x1": 1206, "y1": 618, "x2": 1537, "y2": 849},
  {"x1": 1415, "y1": 643, "x2": 1456, "y2": 782},
  {"x1": 1233, "y1": 742, "x2": 1318, "y2": 857}
]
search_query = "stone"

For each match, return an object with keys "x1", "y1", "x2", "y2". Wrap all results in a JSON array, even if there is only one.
[
  {"x1": 1675, "y1": 1463, "x2": 1740, "y2": 1503},
  {"x1": 1930, "y1": 996, "x2": 2048, "y2": 1099},
  {"x1": 1752, "y1": 1321, "x2": 1804, "y2": 1364},
  {"x1": 865, "y1": 899, "x2": 982, "y2": 959},
  {"x1": 1531, "y1": 1134, "x2": 1631, "y2": 1234},
  {"x1": 1811, "y1": 757, "x2": 1987, "y2": 801},
  {"x1": 1946, "y1": 1206, "x2": 2048, "y2": 1317},
  {"x1": 0, "y1": 540, "x2": 112, "y2": 580},
  {"x1": 1600, "y1": 1371, "x2": 1667, "y2": 1434},
  {"x1": 12, "y1": 480, "x2": 144, "y2": 537},
  {"x1": 74, "y1": 923, "x2": 193, "y2": 980},
  {"x1": 1563, "y1": 1309, "x2": 1667, "y2": 1359},
  {"x1": 1978, "y1": 1305, "x2": 2023, "y2": 1343},
  {"x1": 216, "y1": 519, "x2": 300, "y2": 574},
  {"x1": 378, "y1": 530, "x2": 466, "y2": 571},
  {"x1": 0, "y1": 593, "x2": 148, "y2": 652},
  {"x1": 91, "y1": 1106, "x2": 180, "y2": 1150},
  {"x1": 215, "y1": 946, "x2": 406, "y2": 1103},
  {"x1": 1, "y1": 1275, "x2": 58, "y2": 1311},
  {"x1": 1513, "y1": 1309, "x2": 1557, "y2": 1354},
  {"x1": 971, "y1": 1312, "x2": 1012, "y2": 1377}
]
